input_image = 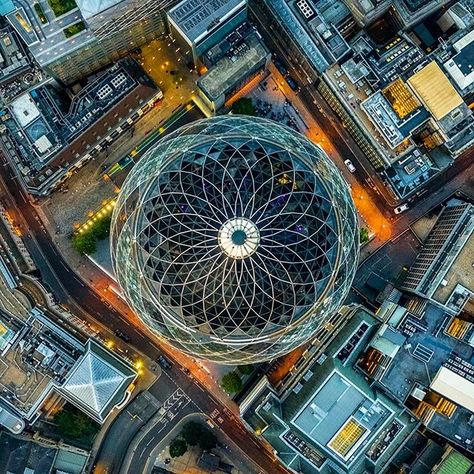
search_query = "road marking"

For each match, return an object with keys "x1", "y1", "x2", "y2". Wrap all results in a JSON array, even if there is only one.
[
  {"x1": 193, "y1": 381, "x2": 205, "y2": 391},
  {"x1": 60, "y1": 261, "x2": 70, "y2": 273}
]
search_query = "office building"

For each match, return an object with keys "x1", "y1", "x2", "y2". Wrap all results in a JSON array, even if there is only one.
[
  {"x1": 402, "y1": 200, "x2": 473, "y2": 299},
  {"x1": 242, "y1": 307, "x2": 418, "y2": 473},
  {"x1": 0, "y1": 432, "x2": 89, "y2": 474},
  {"x1": 0, "y1": 306, "x2": 137, "y2": 433},
  {"x1": 167, "y1": 0, "x2": 247, "y2": 67},
  {"x1": 111, "y1": 115, "x2": 359, "y2": 364},
  {"x1": 443, "y1": 30, "x2": 474, "y2": 103},
  {"x1": 197, "y1": 29, "x2": 270, "y2": 112},
  {"x1": 2, "y1": 0, "x2": 175, "y2": 83},
  {"x1": 342, "y1": 0, "x2": 452, "y2": 28},
  {"x1": 0, "y1": 58, "x2": 162, "y2": 195}
]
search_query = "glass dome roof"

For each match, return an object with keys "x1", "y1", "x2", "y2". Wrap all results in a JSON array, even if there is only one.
[{"x1": 111, "y1": 116, "x2": 359, "y2": 364}]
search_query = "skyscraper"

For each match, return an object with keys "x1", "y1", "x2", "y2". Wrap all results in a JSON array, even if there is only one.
[
  {"x1": 3, "y1": 0, "x2": 176, "y2": 83},
  {"x1": 111, "y1": 116, "x2": 359, "y2": 364}
]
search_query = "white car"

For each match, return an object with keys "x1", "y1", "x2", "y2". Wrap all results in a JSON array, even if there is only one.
[
  {"x1": 344, "y1": 160, "x2": 356, "y2": 173},
  {"x1": 394, "y1": 204, "x2": 409, "y2": 214}
]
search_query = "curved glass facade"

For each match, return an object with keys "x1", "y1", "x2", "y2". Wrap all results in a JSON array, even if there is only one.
[{"x1": 111, "y1": 116, "x2": 359, "y2": 364}]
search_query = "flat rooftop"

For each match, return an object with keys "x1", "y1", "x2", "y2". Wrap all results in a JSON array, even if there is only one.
[
  {"x1": 432, "y1": 232, "x2": 474, "y2": 305},
  {"x1": 198, "y1": 32, "x2": 268, "y2": 101},
  {"x1": 243, "y1": 308, "x2": 418, "y2": 473},
  {"x1": 292, "y1": 371, "x2": 390, "y2": 463},
  {"x1": 168, "y1": 0, "x2": 245, "y2": 43},
  {"x1": 408, "y1": 61, "x2": 464, "y2": 121},
  {"x1": 383, "y1": 150, "x2": 441, "y2": 199},
  {"x1": 379, "y1": 303, "x2": 474, "y2": 452}
]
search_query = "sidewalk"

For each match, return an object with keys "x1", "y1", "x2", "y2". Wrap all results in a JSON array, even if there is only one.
[{"x1": 34, "y1": 201, "x2": 241, "y2": 416}]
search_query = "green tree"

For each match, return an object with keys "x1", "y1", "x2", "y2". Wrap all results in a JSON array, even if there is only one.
[
  {"x1": 169, "y1": 437, "x2": 187, "y2": 458},
  {"x1": 54, "y1": 407, "x2": 99, "y2": 440},
  {"x1": 92, "y1": 215, "x2": 112, "y2": 240},
  {"x1": 221, "y1": 371, "x2": 242, "y2": 394},
  {"x1": 231, "y1": 98, "x2": 256, "y2": 116},
  {"x1": 237, "y1": 365, "x2": 254, "y2": 375},
  {"x1": 359, "y1": 227, "x2": 370, "y2": 244},
  {"x1": 72, "y1": 232, "x2": 96, "y2": 255},
  {"x1": 199, "y1": 429, "x2": 217, "y2": 451},
  {"x1": 181, "y1": 421, "x2": 203, "y2": 446}
]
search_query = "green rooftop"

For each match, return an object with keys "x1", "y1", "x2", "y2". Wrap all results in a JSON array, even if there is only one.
[{"x1": 435, "y1": 451, "x2": 473, "y2": 474}]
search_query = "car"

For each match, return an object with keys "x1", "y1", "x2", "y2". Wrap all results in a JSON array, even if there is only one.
[
  {"x1": 394, "y1": 204, "x2": 409, "y2": 214},
  {"x1": 344, "y1": 160, "x2": 356, "y2": 173},
  {"x1": 274, "y1": 59, "x2": 288, "y2": 77},
  {"x1": 286, "y1": 75, "x2": 300, "y2": 92},
  {"x1": 114, "y1": 329, "x2": 131, "y2": 343},
  {"x1": 157, "y1": 355, "x2": 172, "y2": 370}
]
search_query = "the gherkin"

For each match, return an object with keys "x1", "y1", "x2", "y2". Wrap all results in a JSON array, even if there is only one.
[{"x1": 111, "y1": 116, "x2": 359, "y2": 364}]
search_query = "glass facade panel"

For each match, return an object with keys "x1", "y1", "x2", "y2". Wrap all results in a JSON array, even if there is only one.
[{"x1": 111, "y1": 116, "x2": 359, "y2": 364}]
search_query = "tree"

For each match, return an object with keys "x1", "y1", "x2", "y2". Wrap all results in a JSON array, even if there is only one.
[
  {"x1": 199, "y1": 429, "x2": 217, "y2": 451},
  {"x1": 221, "y1": 371, "x2": 242, "y2": 394},
  {"x1": 237, "y1": 365, "x2": 254, "y2": 375},
  {"x1": 54, "y1": 407, "x2": 99, "y2": 440},
  {"x1": 169, "y1": 437, "x2": 187, "y2": 458},
  {"x1": 231, "y1": 98, "x2": 256, "y2": 116},
  {"x1": 359, "y1": 227, "x2": 370, "y2": 244},
  {"x1": 92, "y1": 215, "x2": 112, "y2": 240},
  {"x1": 181, "y1": 421, "x2": 202, "y2": 446},
  {"x1": 72, "y1": 232, "x2": 96, "y2": 255}
]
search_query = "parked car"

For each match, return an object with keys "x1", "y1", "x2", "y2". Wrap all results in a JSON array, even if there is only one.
[
  {"x1": 157, "y1": 355, "x2": 172, "y2": 370},
  {"x1": 344, "y1": 159, "x2": 356, "y2": 173},
  {"x1": 394, "y1": 204, "x2": 409, "y2": 214},
  {"x1": 114, "y1": 329, "x2": 131, "y2": 343},
  {"x1": 286, "y1": 75, "x2": 300, "y2": 92}
]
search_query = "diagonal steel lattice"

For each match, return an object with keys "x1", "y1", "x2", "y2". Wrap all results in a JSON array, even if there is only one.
[{"x1": 111, "y1": 116, "x2": 359, "y2": 364}]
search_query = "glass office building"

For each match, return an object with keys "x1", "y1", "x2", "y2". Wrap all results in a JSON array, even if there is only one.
[{"x1": 111, "y1": 116, "x2": 359, "y2": 364}]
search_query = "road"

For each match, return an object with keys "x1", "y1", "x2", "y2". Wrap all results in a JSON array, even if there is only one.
[
  {"x1": 253, "y1": 12, "x2": 474, "y2": 213},
  {"x1": 0, "y1": 111, "x2": 290, "y2": 474},
  {"x1": 123, "y1": 364, "x2": 275, "y2": 474}
]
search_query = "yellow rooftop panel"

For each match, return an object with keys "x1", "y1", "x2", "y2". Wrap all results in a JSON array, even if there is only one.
[{"x1": 408, "y1": 61, "x2": 464, "y2": 120}]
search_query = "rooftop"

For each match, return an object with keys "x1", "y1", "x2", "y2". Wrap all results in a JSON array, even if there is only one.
[
  {"x1": 168, "y1": 0, "x2": 245, "y2": 43},
  {"x1": 383, "y1": 150, "x2": 441, "y2": 199},
  {"x1": 407, "y1": 61, "x2": 464, "y2": 121},
  {"x1": 60, "y1": 340, "x2": 136, "y2": 422},
  {"x1": 361, "y1": 90, "x2": 430, "y2": 149},
  {"x1": 0, "y1": 432, "x2": 56, "y2": 474},
  {"x1": 433, "y1": 448, "x2": 473, "y2": 474},
  {"x1": 76, "y1": 0, "x2": 123, "y2": 19},
  {"x1": 0, "y1": 297, "x2": 136, "y2": 431},
  {"x1": 292, "y1": 371, "x2": 391, "y2": 463},
  {"x1": 0, "y1": 432, "x2": 88, "y2": 474},
  {"x1": 0, "y1": 28, "x2": 30, "y2": 83},
  {"x1": 430, "y1": 366, "x2": 474, "y2": 413},
  {"x1": 431, "y1": 227, "x2": 474, "y2": 306},
  {"x1": 259, "y1": 0, "x2": 329, "y2": 73},
  {"x1": 443, "y1": 31, "x2": 474, "y2": 92},
  {"x1": 243, "y1": 308, "x2": 418, "y2": 473},
  {"x1": 1, "y1": 58, "x2": 159, "y2": 194},
  {"x1": 378, "y1": 302, "x2": 474, "y2": 452},
  {"x1": 198, "y1": 31, "x2": 269, "y2": 101}
]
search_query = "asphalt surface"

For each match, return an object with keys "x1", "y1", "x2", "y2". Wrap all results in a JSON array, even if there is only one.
[
  {"x1": 126, "y1": 365, "x2": 276, "y2": 474},
  {"x1": 94, "y1": 391, "x2": 162, "y2": 473}
]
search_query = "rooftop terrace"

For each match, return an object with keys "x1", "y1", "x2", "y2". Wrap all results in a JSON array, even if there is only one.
[{"x1": 198, "y1": 31, "x2": 269, "y2": 101}]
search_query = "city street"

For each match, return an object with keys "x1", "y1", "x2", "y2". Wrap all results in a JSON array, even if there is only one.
[
  {"x1": 0, "y1": 154, "x2": 291, "y2": 474},
  {"x1": 121, "y1": 366, "x2": 277, "y2": 474}
]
